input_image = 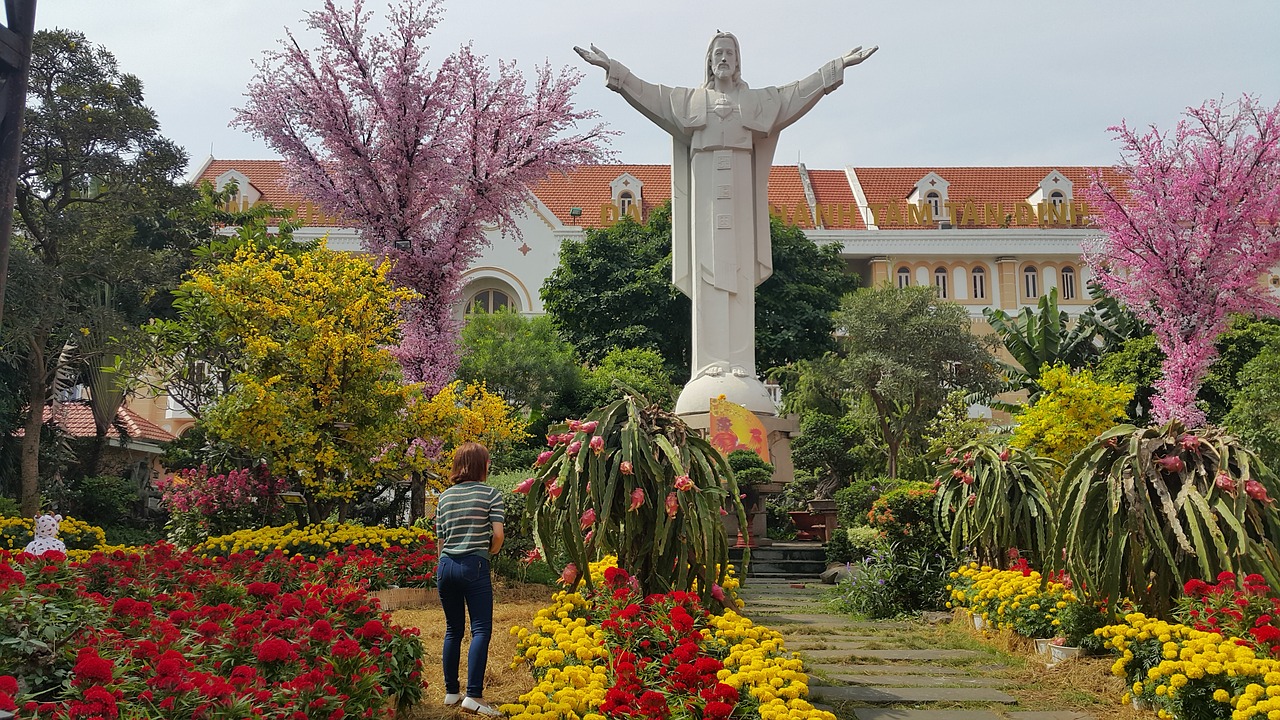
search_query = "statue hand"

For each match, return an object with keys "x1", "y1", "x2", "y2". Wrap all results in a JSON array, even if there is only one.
[
  {"x1": 574, "y1": 44, "x2": 610, "y2": 70},
  {"x1": 842, "y1": 45, "x2": 878, "y2": 67}
]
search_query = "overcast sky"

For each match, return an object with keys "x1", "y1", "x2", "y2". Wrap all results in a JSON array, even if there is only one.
[{"x1": 42, "y1": 1, "x2": 1280, "y2": 175}]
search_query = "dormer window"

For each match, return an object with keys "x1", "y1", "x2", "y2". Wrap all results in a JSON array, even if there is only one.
[
  {"x1": 907, "y1": 172, "x2": 951, "y2": 223},
  {"x1": 1027, "y1": 170, "x2": 1074, "y2": 210},
  {"x1": 897, "y1": 266, "x2": 911, "y2": 288},
  {"x1": 610, "y1": 173, "x2": 644, "y2": 221},
  {"x1": 213, "y1": 169, "x2": 262, "y2": 210},
  {"x1": 1049, "y1": 189, "x2": 1066, "y2": 208}
]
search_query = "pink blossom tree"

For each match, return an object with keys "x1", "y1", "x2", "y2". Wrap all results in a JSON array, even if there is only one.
[
  {"x1": 234, "y1": 0, "x2": 611, "y2": 391},
  {"x1": 1084, "y1": 95, "x2": 1280, "y2": 427}
]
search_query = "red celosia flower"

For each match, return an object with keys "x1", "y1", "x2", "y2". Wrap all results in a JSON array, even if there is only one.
[
  {"x1": 72, "y1": 649, "x2": 114, "y2": 685},
  {"x1": 354, "y1": 620, "x2": 386, "y2": 642},
  {"x1": 254, "y1": 637, "x2": 297, "y2": 664},
  {"x1": 332, "y1": 638, "x2": 362, "y2": 659}
]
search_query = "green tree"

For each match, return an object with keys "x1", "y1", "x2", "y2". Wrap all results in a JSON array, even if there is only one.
[
  {"x1": 1225, "y1": 339, "x2": 1280, "y2": 469},
  {"x1": 790, "y1": 408, "x2": 882, "y2": 497},
  {"x1": 541, "y1": 203, "x2": 859, "y2": 378},
  {"x1": 577, "y1": 347, "x2": 678, "y2": 412},
  {"x1": 1010, "y1": 364, "x2": 1134, "y2": 467},
  {"x1": 457, "y1": 308, "x2": 581, "y2": 419},
  {"x1": 5, "y1": 30, "x2": 193, "y2": 515},
  {"x1": 830, "y1": 284, "x2": 1001, "y2": 479}
]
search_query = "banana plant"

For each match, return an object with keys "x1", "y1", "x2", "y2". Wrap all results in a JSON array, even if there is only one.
[
  {"x1": 524, "y1": 387, "x2": 749, "y2": 607},
  {"x1": 1054, "y1": 422, "x2": 1280, "y2": 616},
  {"x1": 932, "y1": 441, "x2": 1058, "y2": 569},
  {"x1": 984, "y1": 287, "x2": 1098, "y2": 402}
]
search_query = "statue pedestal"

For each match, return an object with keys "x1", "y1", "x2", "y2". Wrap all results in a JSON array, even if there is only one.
[
  {"x1": 679, "y1": 410, "x2": 801, "y2": 546},
  {"x1": 675, "y1": 372, "x2": 776, "y2": 416}
]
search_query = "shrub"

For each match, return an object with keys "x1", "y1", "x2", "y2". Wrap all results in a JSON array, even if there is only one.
[
  {"x1": 1011, "y1": 363, "x2": 1134, "y2": 467},
  {"x1": 835, "y1": 542, "x2": 951, "y2": 619},
  {"x1": 1057, "y1": 600, "x2": 1109, "y2": 651},
  {"x1": 66, "y1": 475, "x2": 137, "y2": 524},
  {"x1": 835, "y1": 476, "x2": 897, "y2": 527},
  {"x1": 0, "y1": 496, "x2": 17, "y2": 518},
  {"x1": 826, "y1": 525, "x2": 884, "y2": 565},
  {"x1": 866, "y1": 482, "x2": 944, "y2": 554},
  {"x1": 154, "y1": 464, "x2": 290, "y2": 546}
]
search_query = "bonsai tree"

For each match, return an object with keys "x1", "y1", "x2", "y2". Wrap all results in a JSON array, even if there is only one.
[{"x1": 521, "y1": 388, "x2": 749, "y2": 607}]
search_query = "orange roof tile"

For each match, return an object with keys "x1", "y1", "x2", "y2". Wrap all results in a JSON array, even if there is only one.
[
  {"x1": 198, "y1": 160, "x2": 354, "y2": 227},
  {"x1": 852, "y1": 166, "x2": 1128, "y2": 230},
  {"x1": 20, "y1": 401, "x2": 177, "y2": 444}
]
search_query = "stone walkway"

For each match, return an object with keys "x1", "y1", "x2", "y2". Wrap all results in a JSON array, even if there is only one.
[{"x1": 736, "y1": 579, "x2": 1095, "y2": 720}]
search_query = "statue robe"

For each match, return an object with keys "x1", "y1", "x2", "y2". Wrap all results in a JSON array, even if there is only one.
[{"x1": 605, "y1": 59, "x2": 844, "y2": 379}]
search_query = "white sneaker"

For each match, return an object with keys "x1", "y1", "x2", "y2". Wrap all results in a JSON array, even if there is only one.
[
  {"x1": 443, "y1": 693, "x2": 462, "y2": 707},
  {"x1": 461, "y1": 696, "x2": 502, "y2": 717}
]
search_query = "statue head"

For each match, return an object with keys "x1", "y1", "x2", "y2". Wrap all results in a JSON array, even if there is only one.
[{"x1": 704, "y1": 32, "x2": 743, "y2": 88}]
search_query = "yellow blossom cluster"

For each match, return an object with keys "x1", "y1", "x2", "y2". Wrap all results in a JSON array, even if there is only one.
[
  {"x1": 945, "y1": 562, "x2": 1074, "y2": 631},
  {"x1": 0, "y1": 515, "x2": 108, "y2": 551},
  {"x1": 501, "y1": 556, "x2": 830, "y2": 720},
  {"x1": 194, "y1": 522, "x2": 432, "y2": 559},
  {"x1": 1097, "y1": 612, "x2": 1280, "y2": 719}
]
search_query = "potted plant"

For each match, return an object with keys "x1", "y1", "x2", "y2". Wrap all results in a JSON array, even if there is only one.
[
  {"x1": 727, "y1": 450, "x2": 774, "y2": 547},
  {"x1": 1049, "y1": 600, "x2": 1108, "y2": 664}
]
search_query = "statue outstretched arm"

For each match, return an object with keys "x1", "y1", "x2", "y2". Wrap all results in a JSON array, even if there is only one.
[
  {"x1": 770, "y1": 44, "x2": 877, "y2": 133},
  {"x1": 575, "y1": 43, "x2": 689, "y2": 139},
  {"x1": 842, "y1": 45, "x2": 878, "y2": 67}
]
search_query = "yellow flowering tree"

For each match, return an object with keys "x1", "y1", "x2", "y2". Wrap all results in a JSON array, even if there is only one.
[
  {"x1": 1011, "y1": 363, "x2": 1135, "y2": 467},
  {"x1": 192, "y1": 243, "x2": 418, "y2": 520}
]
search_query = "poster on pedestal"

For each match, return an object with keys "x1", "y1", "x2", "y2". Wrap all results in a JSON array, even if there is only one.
[{"x1": 708, "y1": 396, "x2": 770, "y2": 461}]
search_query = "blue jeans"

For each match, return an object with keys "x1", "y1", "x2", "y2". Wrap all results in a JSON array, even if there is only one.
[{"x1": 437, "y1": 554, "x2": 493, "y2": 698}]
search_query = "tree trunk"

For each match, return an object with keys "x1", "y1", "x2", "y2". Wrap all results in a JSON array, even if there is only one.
[
  {"x1": 411, "y1": 474, "x2": 425, "y2": 525},
  {"x1": 886, "y1": 437, "x2": 900, "y2": 479},
  {"x1": 19, "y1": 333, "x2": 46, "y2": 516}
]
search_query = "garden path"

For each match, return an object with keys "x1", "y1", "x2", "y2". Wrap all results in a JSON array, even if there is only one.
[{"x1": 736, "y1": 580, "x2": 1101, "y2": 720}]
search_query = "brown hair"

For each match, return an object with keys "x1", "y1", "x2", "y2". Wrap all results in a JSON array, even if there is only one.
[{"x1": 449, "y1": 442, "x2": 490, "y2": 485}]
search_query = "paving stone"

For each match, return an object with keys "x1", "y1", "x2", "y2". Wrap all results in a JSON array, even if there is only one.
[
  {"x1": 750, "y1": 613, "x2": 914, "y2": 628},
  {"x1": 852, "y1": 711, "x2": 1003, "y2": 720},
  {"x1": 812, "y1": 663, "x2": 968, "y2": 675},
  {"x1": 1005, "y1": 714, "x2": 1093, "y2": 720},
  {"x1": 817, "y1": 673, "x2": 1013, "y2": 687},
  {"x1": 811, "y1": 685, "x2": 1017, "y2": 704},
  {"x1": 804, "y1": 648, "x2": 983, "y2": 661},
  {"x1": 784, "y1": 640, "x2": 870, "y2": 651}
]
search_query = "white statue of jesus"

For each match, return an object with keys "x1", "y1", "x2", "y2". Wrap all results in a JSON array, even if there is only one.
[{"x1": 576, "y1": 33, "x2": 876, "y2": 415}]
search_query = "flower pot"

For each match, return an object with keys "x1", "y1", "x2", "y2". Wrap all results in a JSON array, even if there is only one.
[
  {"x1": 972, "y1": 614, "x2": 986, "y2": 631},
  {"x1": 1048, "y1": 644, "x2": 1081, "y2": 664},
  {"x1": 1034, "y1": 638, "x2": 1053, "y2": 657},
  {"x1": 1131, "y1": 696, "x2": 1152, "y2": 710}
]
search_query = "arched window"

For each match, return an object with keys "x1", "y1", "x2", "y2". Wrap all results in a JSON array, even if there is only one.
[
  {"x1": 1060, "y1": 266, "x2": 1077, "y2": 300},
  {"x1": 925, "y1": 190, "x2": 942, "y2": 218},
  {"x1": 466, "y1": 289, "x2": 511, "y2": 314},
  {"x1": 897, "y1": 267, "x2": 911, "y2": 289},
  {"x1": 619, "y1": 190, "x2": 634, "y2": 215},
  {"x1": 971, "y1": 266, "x2": 987, "y2": 300},
  {"x1": 1023, "y1": 265, "x2": 1039, "y2": 299},
  {"x1": 933, "y1": 267, "x2": 949, "y2": 298},
  {"x1": 1049, "y1": 189, "x2": 1066, "y2": 207}
]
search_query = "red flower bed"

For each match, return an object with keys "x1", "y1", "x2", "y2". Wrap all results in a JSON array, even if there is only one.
[
  {"x1": 0, "y1": 544, "x2": 425, "y2": 719},
  {"x1": 1177, "y1": 570, "x2": 1280, "y2": 657}
]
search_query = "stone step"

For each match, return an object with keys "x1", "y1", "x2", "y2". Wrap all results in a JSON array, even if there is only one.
[
  {"x1": 813, "y1": 664, "x2": 967, "y2": 675},
  {"x1": 803, "y1": 648, "x2": 984, "y2": 661},
  {"x1": 811, "y1": 685, "x2": 1017, "y2": 704},
  {"x1": 746, "y1": 559, "x2": 829, "y2": 575},
  {"x1": 730, "y1": 545, "x2": 826, "y2": 563},
  {"x1": 853, "y1": 711, "x2": 1005, "y2": 720},
  {"x1": 819, "y1": 673, "x2": 1014, "y2": 688}
]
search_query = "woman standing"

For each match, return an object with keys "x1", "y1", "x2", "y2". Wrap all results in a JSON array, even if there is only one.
[{"x1": 435, "y1": 442, "x2": 505, "y2": 716}]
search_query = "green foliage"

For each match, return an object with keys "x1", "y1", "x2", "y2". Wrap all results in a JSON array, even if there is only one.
[
  {"x1": 65, "y1": 475, "x2": 138, "y2": 524},
  {"x1": 1225, "y1": 339, "x2": 1280, "y2": 470},
  {"x1": 932, "y1": 442, "x2": 1058, "y2": 568},
  {"x1": 1054, "y1": 422, "x2": 1280, "y2": 617},
  {"x1": 542, "y1": 202, "x2": 861, "y2": 377},
  {"x1": 577, "y1": 347, "x2": 679, "y2": 412},
  {"x1": 726, "y1": 449, "x2": 774, "y2": 485},
  {"x1": 835, "y1": 477, "x2": 898, "y2": 527},
  {"x1": 1010, "y1": 364, "x2": 1134, "y2": 467},
  {"x1": 866, "y1": 482, "x2": 945, "y2": 554},
  {"x1": 1057, "y1": 601, "x2": 1110, "y2": 650},
  {"x1": 834, "y1": 542, "x2": 951, "y2": 618},
  {"x1": 984, "y1": 288, "x2": 1098, "y2": 399},
  {"x1": 542, "y1": 206, "x2": 689, "y2": 374},
  {"x1": 830, "y1": 284, "x2": 1002, "y2": 478},
  {"x1": 753, "y1": 217, "x2": 860, "y2": 370},
  {"x1": 457, "y1": 308, "x2": 581, "y2": 417},
  {"x1": 1096, "y1": 334, "x2": 1163, "y2": 420},
  {"x1": 526, "y1": 391, "x2": 748, "y2": 606},
  {"x1": 1200, "y1": 316, "x2": 1280, "y2": 424},
  {"x1": 791, "y1": 409, "x2": 882, "y2": 496},
  {"x1": 923, "y1": 390, "x2": 995, "y2": 459},
  {"x1": 0, "y1": 496, "x2": 19, "y2": 517},
  {"x1": 0, "y1": 559, "x2": 107, "y2": 694},
  {"x1": 826, "y1": 525, "x2": 885, "y2": 565}
]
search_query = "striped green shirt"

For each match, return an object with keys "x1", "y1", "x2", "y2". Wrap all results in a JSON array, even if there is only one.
[{"x1": 435, "y1": 482, "x2": 505, "y2": 561}]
